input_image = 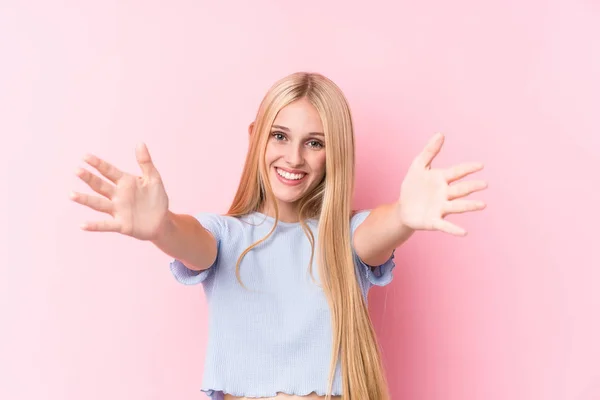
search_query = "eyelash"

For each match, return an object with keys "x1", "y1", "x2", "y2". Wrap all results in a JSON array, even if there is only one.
[{"x1": 271, "y1": 132, "x2": 324, "y2": 149}]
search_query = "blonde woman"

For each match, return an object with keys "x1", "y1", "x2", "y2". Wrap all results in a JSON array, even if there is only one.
[{"x1": 70, "y1": 72, "x2": 488, "y2": 400}]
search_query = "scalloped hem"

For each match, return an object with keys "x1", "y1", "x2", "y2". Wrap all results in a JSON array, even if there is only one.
[{"x1": 201, "y1": 388, "x2": 343, "y2": 399}]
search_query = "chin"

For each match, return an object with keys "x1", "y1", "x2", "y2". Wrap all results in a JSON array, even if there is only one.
[
  {"x1": 271, "y1": 188, "x2": 313, "y2": 207},
  {"x1": 270, "y1": 187, "x2": 304, "y2": 204}
]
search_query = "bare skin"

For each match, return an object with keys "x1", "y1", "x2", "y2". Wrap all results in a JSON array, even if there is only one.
[
  {"x1": 224, "y1": 393, "x2": 341, "y2": 400},
  {"x1": 259, "y1": 97, "x2": 326, "y2": 222}
]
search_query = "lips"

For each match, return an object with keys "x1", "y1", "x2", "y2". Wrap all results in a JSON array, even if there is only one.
[
  {"x1": 274, "y1": 167, "x2": 307, "y2": 186},
  {"x1": 276, "y1": 167, "x2": 306, "y2": 180}
]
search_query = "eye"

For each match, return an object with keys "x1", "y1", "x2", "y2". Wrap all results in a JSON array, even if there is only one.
[
  {"x1": 307, "y1": 140, "x2": 324, "y2": 149},
  {"x1": 271, "y1": 131, "x2": 286, "y2": 141}
]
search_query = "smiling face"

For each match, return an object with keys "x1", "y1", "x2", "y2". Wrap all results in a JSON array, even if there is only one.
[{"x1": 261, "y1": 97, "x2": 326, "y2": 220}]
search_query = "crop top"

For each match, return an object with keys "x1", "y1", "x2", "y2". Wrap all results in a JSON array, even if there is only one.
[{"x1": 169, "y1": 210, "x2": 396, "y2": 399}]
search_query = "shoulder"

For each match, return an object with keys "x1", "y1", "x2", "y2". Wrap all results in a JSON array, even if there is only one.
[
  {"x1": 350, "y1": 209, "x2": 372, "y2": 232},
  {"x1": 194, "y1": 211, "x2": 281, "y2": 235},
  {"x1": 192, "y1": 212, "x2": 249, "y2": 241}
]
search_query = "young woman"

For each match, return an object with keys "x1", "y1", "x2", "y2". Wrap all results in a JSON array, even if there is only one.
[{"x1": 70, "y1": 72, "x2": 487, "y2": 400}]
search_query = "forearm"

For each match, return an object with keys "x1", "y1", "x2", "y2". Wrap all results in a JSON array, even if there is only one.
[
  {"x1": 353, "y1": 203, "x2": 415, "y2": 266},
  {"x1": 151, "y1": 211, "x2": 217, "y2": 271}
]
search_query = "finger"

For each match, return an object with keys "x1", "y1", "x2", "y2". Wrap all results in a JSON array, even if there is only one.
[
  {"x1": 83, "y1": 153, "x2": 125, "y2": 184},
  {"x1": 80, "y1": 219, "x2": 121, "y2": 233},
  {"x1": 443, "y1": 199, "x2": 486, "y2": 215},
  {"x1": 69, "y1": 191, "x2": 113, "y2": 214},
  {"x1": 432, "y1": 218, "x2": 467, "y2": 236},
  {"x1": 414, "y1": 133, "x2": 444, "y2": 169},
  {"x1": 75, "y1": 168, "x2": 115, "y2": 199},
  {"x1": 135, "y1": 142, "x2": 160, "y2": 180},
  {"x1": 448, "y1": 180, "x2": 488, "y2": 200},
  {"x1": 443, "y1": 162, "x2": 484, "y2": 183}
]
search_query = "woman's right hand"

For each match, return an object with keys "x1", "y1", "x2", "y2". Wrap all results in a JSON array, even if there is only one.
[{"x1": 70, "y1": 143, "x2": 170, "y2": 241}]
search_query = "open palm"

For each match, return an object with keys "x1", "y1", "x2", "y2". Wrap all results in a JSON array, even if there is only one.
[
  {"x1": 398, "y1": 133, "x2": 488, "y2": 236},
  {"x1": 70, "y1": 143, "x2": 169, "y2": 240}
]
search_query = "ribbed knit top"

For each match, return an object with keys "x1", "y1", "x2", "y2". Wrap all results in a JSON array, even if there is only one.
[{"x1": 169, "y1": 210, "x2": 395, "y2": 399}]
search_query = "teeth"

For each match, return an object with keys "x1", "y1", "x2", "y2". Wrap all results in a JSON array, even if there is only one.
[{"x1": 276, "y1": 168, "x2": 305, "y2": 180}]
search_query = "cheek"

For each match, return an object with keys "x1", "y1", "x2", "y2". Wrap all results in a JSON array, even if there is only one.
[
  {"x1": 264, "y1": 143, "x2": 279, "y2": 165},
  {"x1": 311, "y1": 152, "x2": 327, "y2": 176}
]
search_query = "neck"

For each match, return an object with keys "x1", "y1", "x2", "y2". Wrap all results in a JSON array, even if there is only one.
[{"x1": 259, "y1": 200, "x2": 300, "y2": 223}]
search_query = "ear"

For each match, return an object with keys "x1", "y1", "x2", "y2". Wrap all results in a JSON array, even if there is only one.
[{"x1": 248, "y1": 121, "x2": 255, "y2": 136}]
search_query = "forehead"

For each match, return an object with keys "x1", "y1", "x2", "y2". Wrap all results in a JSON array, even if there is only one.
[{"x1": 272, "y1": 98, "x2": 323, "y2": 133}]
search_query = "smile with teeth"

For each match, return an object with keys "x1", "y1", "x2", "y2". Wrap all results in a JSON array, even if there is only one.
[{"x1": 276, "y1": 168, "x2": 306, "y2": 180}]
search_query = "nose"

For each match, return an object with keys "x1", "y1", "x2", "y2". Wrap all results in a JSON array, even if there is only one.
[{"x1": 284, "y1": 144, "x2": 304, "y2": 167}]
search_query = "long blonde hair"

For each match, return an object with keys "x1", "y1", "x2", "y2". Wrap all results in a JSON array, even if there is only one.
[{"x1": 226, "y1": 72, "x2": 390, "y2": 400}]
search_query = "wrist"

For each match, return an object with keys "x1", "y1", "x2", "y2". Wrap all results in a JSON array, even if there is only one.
[
  {"x1": 394, "y1": 201, "x2": 416, "y2": 233},
  {"x1": 152, "y1": 210, "x2": 176, "y2": 243}
]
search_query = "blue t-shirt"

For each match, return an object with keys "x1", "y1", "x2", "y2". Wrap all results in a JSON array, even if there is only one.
[{"x1": 170, "y1": 210, "x2": 395, "y2": 399}]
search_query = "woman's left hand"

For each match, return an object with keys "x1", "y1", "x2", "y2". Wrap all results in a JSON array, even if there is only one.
[{"x1": 397, "y1": 133, "x2": 488, "y2": 236}]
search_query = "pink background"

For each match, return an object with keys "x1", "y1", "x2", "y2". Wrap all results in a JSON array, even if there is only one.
[{"x1": 1, "y1": 1, "x2": 599, "y2": 399}]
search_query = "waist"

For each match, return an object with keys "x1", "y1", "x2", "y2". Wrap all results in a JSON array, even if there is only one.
[{"x1": 224, "y1": 393, "x2": 341, "y2": 400}]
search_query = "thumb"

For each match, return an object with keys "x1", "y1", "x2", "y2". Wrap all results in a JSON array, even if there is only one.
[
  {"x1": 136, "y1": 142, "x2": 160, "y2": 179},
  {"x1": 415, "y1": 132, "x2": 444, "y2": 169}
]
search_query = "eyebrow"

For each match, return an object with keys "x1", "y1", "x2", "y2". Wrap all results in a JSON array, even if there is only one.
[{"x1": 271, "y1": 124, "x2": 324, "y2": 137}]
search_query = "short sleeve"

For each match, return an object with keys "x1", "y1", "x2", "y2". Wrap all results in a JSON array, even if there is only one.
[
  {"x1": 350, "y1": 210, "x2": 396, "y2": 289},
  {"x1": 169, "y1": 212, "x2": 223, "y2": 285}
]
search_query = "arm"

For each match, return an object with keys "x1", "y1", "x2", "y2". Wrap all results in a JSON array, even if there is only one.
[
  {"x1": 152, "y1": 211, "x2": 217, "y2": 271},
  {"x1": 70, "y1": 143, "x2": 219, "y2": 272},
  {"x1": 353, "y1": 133, "x2": 488, "y2": 266},
  {"x1": 353, "y1": 203, "x2": 415, "y2": 266}
]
